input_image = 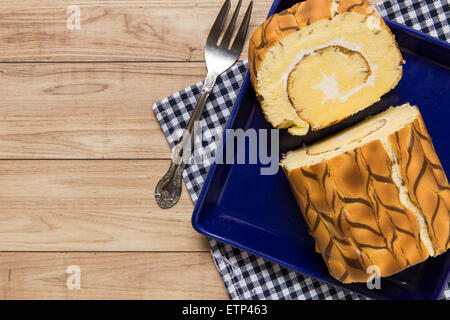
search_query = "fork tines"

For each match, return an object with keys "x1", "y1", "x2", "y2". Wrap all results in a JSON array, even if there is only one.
[{"x1": 207, "y1": 0, "x2": 253, "y2": 53}]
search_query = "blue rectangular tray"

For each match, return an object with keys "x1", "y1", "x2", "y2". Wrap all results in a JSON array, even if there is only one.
[{"x1": 192, "y1": 0, "x2": 450, "y2": 300}]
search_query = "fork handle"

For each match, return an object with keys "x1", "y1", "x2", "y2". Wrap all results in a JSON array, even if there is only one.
[
  {"x1": 184, "y1": 71, "x2": 217, "y2": 138},
  {"x1": 172, "y1": 71, "x2": 218, "y2": 163},
  {"x1": 155, "y1": 71, "x2": 218, "y2": 209}
]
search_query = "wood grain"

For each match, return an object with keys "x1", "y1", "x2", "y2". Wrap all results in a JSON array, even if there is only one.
[
  {"x1": 0, "y1": 252, "x2": 229, "y2": 299},
  {"x1": 0, "y1": 160, "x2": 209, "y2": 251},
  {"x1": 0, "y1": 0, "x2": 271, "y2": 62},
  {"x1": 0, "y1": 0, "x2": 269, "y2": 299},
  {"x1": 0, "y1": 62, "x2": 208, "y2": 159}
]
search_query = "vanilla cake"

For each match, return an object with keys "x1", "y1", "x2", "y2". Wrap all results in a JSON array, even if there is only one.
[
  {"x1": 249, "y1": 0, "x2": 403, "y2": 135},
  {"x1": 281, "y1": 104, "x2": 450, "y2": 283}
]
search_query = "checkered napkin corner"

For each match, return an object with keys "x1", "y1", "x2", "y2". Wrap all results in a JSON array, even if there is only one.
[
  {"x1": 375, "y1": 0, "x2": 449, "y2": 42},
  {"x1": 153, "y1": 0, "x2": 450, "y2": 300}
]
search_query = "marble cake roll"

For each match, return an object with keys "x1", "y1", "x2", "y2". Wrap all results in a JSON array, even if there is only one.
[
  {"x1": 248, "y1": 0, "x2": 403, "y2": 136},
  {"x1": 281, "y1": 104, "x2": 450, "y2": 283}
]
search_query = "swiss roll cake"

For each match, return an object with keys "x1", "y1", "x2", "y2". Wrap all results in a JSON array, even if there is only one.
[
  {"x1": 281, "y1": 104, "x2": 450, "y2": 283},
  {"x1": 249, "y1": 0, "x2": 403, "y2": 135}
]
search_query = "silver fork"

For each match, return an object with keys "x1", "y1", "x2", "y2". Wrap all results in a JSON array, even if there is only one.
[{"x1": 155, "y1": 0, "x2": 253, "y2": 209}]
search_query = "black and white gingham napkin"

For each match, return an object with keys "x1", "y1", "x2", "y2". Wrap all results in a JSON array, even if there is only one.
[
  {"x1": 152, "y1": 0, "x2": 450, "y2": 300},
  {"x1": 377, "y1": 0, "x2": 449, "y2": 41}
]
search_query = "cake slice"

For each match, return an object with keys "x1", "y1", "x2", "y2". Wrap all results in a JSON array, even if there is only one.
[
  {"x1": 281, "y1": 104, "x2": 450, "y2": 283},
  {"x1": 249, "y1": 0, "x2": 403, "y2": 135}
]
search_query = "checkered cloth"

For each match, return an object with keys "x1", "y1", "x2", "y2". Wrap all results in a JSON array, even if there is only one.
[
  {"x1": 152, "y1": 0, "x2": 450, "y2": 300},
  {"x1": 376, "y1": 0, "x2": 449, "y2": 41}
]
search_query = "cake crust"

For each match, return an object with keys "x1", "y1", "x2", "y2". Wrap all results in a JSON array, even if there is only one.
[
  {"x1": 390, "y1": 117, "x2": 450, "y2": 255},
  {"x1": 286, "y1": 140, "x2": 429, "y2": 283}
]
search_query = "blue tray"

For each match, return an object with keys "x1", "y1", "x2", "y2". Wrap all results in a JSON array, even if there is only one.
[{"x1": 192, "y1": 0, "x2": 450, "y2": 300}]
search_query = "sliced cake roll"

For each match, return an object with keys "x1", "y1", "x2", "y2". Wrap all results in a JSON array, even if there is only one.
[
  {"x1": 281, "y1": 104, "x2": 450, "y2": 283},
  {"x1": 249, "y1": 0, "x2": 403, "y2": 135}
]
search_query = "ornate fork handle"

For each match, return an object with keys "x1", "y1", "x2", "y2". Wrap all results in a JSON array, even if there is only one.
[{"x1": 155, "y1": 72, "x2": 218, "y2": 209}]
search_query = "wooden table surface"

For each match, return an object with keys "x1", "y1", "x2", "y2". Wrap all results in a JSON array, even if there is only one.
[{"x1": 0, "y1": 0, "x2": 271, "y2": 299}]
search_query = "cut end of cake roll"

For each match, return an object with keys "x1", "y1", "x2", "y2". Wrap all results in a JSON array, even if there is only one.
[
  {"x1": 249, "y1": 0, "x2": 403, "y2": 135},
  {"x1": 281, "y1": 104, "x2": 450, "y2": 283}
]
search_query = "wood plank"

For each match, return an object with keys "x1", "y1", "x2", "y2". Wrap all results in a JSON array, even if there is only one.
[
  {"x1": 0, "y1": 160, "x2": 209, "y2": 251},
  {"x1": 0, "y1": 252, "x2": 229, "y2": 299},
  {"x1": 0, "y1": 62, "x2": 208, "y2": 159},
  {"x1": 0, "y1": 0, "x2": 271, "y2": 62}
]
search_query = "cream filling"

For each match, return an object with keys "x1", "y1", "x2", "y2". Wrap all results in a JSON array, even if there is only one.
[
  {"x1": 364, "y1": 5, "x2": 383, "y2": 31},
  {"x1": 281, "y1": 39, "x2": 377, "y2": 104},
  {"x1": 312, "y1": 66, "x2": 378, "y2": 104},
  {"x1": 321, "y1": 117, "x2": 386, "y2": 147},
  {"x1": 281, "y1": 104, "x2": 419, "y2": 169},
  {"x1": 366, "y1": 15, "x2": 382, "y2": 31},
  {"x1": 312, "y1": 72, "x2": 340, "y2": 103},
  {"x1": 380, "y1": 137, "x2": 435, "y2": 257},
  {"x1": 330, "y1": 0, "x2": 339, "y2": 17}
]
